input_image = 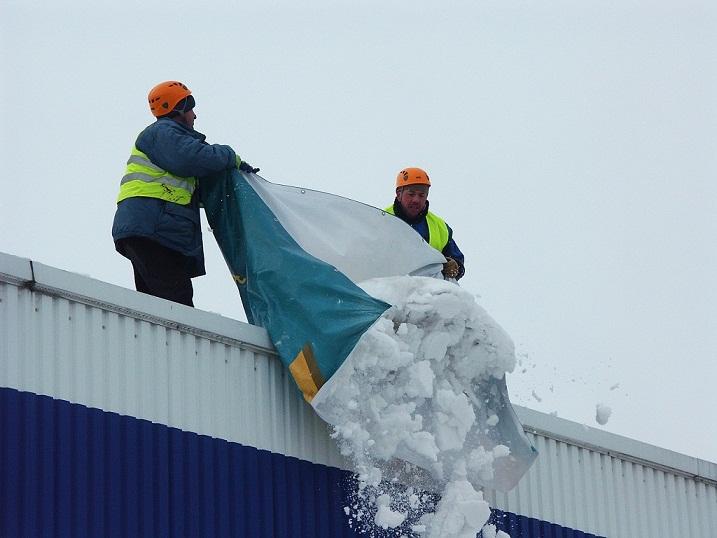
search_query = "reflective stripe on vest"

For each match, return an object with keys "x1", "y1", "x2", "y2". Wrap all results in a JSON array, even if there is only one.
[
  {"x1": 384, "y1": 206, "x2": 449, "y2": 252},
  {"x1": 117, "y1": 147, "x2": 196, "y2": 205}
]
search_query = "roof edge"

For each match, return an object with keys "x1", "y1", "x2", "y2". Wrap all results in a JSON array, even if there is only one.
[
  {"x1": 515, "y1": 405, "x2": 717, "y2": 485},
  {"x1": 0, "y1": 251, "x2": 275, "y2": 355}
]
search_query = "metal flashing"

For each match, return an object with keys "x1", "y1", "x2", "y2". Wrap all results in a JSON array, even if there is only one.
[{"x1": 515, "y1": 405, "x2": 717, "y2": 485}]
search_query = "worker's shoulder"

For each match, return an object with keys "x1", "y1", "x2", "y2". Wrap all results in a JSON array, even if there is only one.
[
  {"x1": 139, "y1": 118, "x2": 179, "y2": 137},
  {"x1": 137, "y1": 119, "x2": 205, "y2": 150}
]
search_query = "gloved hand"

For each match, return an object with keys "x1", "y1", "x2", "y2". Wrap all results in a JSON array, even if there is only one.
[
  {"x1": 442, "y1": 257, "x2": 460, "y2": 279},
  {"x1": 238, "y1": 160, "x2": 260, "y2": 173}
]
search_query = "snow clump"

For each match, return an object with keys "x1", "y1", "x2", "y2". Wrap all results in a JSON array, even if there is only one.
[
  {"x1": 482, "y1": 523, "x2": 512, "y2": 538},
  {"x1": 595, "y1": 403, "x2": 612, "y2": 425},
  {"x1": 312, "y1": 276, "x2": 525, "y2": 537}
]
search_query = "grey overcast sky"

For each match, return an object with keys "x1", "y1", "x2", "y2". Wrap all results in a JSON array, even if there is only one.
[{"x1": 1, "y1": 0, "x2": 715, "y2": 462}]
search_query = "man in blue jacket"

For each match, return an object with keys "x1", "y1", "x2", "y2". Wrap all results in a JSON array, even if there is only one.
[
  {"x1": 385, "y1": 167, "x2": 465, "y2": 280},
  {"x1": 112, "y1": 80, "x2": 259, "y2": 306}
]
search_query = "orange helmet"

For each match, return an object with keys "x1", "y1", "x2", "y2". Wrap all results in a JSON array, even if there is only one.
[
  {"x1": 148, "y1": 81, "x2": 192, "y2": 117},
  {"x1": 395, "y1": 167, "x2": 431, "y2": 189}
]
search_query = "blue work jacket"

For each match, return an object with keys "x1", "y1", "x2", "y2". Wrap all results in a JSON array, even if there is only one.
[{"x1": 112, "y1": 117, "x2": 236, "y2": 277}]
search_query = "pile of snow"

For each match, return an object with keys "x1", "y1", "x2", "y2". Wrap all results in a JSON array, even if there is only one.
[{"x1": 312, "y1": 276, "x2": 536, "y2": 537}]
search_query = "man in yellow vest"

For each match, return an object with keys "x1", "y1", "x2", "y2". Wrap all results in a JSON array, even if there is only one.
[
  {"x1": 386, "y1": 167, "x2": 465, "y2": 280},
  {"x1": 112, "y1": 81, "x2": 259, "y2": 306}
]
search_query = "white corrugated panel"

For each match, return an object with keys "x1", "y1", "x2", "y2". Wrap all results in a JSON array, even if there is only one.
[
  {"x1": 482, "y1": 412, "x2": 717, "y2": 537},
  {"x1": 1, "y1": 251, "x2": 716, "y2": 538},
  {"x1": 0, "y1": 254, "x2": 346, "y2": 470}
]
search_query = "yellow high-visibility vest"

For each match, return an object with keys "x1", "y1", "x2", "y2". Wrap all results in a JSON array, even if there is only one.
[
  {"x1": 384, "y1": 205, "x2": 449, "y2": 252},
  {"x1": 117, "y1": 147, "x2": 196, "y2": 205}
]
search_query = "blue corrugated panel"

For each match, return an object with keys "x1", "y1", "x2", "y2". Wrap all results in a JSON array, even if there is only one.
[
  {"x1": 0, "y1": 387, "x2": 354, "y2": 538},
  {"x1": 0, "y1": 387, "x2": 603, "y2": 538}
]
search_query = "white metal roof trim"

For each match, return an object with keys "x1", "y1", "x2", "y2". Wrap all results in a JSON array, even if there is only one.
[
  {"x1": 515, "y1": 405, "x2": 717, "y2": 485},
  {"x1": 0, "y1": 252, "x2": 274, "y2": 353},
  {"x1": 0, "y1": 250, "x2": 33, "y2": 284}
]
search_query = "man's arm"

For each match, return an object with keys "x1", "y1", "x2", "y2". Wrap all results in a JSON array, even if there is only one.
[{"x1": 140, "y1": 123, "x2": 237, "y2": 178}]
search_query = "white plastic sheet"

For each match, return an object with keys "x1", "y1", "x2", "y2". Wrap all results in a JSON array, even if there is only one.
[{"x1": 247, "y1": 176, "x2": 445, "y2": 282}]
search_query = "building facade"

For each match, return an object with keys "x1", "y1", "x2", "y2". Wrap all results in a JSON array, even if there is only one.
[{"x1": 1, "y1": 251, "x2": 715, "y2": 537}]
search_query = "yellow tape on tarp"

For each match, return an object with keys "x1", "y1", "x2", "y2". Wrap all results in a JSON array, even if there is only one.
[{"x1": 289, "y1": 343, "x2": 325, "y2": 403}]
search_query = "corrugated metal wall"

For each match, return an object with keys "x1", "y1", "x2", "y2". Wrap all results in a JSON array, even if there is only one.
[
  {"x1": 0, "y1": 387, "x2": 360, "y2": 538},
  {"x1": 1, "y1": 253, "x2": 716, "y2": 537},
  {"x1": 488, "y1": 433, "x2": 717, "y2": 537},
  {"x1": 0, "y1": 276, "x2": 343, "y2": 470}
]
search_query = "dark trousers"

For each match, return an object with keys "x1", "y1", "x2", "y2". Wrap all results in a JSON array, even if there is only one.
[{"x1": 117, "y1": 237, "x2": 194, "y2": 307}]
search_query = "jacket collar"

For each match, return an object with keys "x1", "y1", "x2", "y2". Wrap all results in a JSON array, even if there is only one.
[{"x1": 156, "y1": 116, "x2": 207, "y2": 142}]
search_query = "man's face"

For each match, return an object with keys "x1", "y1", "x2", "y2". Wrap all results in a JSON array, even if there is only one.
[
  {"x1": 397, "y1": 186, "x2": 429, "y2": 219},
  {"x1": 178, "y1": 108, "x2": 197, "y2": 129}
]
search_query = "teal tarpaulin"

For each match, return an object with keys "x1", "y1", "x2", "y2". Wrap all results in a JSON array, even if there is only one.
[
  {"x1": 200, "y1": 170, "x2": 406, "y2": 400},
  {"x1": 201, "y1": 170, "x2": 537, "y2": 493}
]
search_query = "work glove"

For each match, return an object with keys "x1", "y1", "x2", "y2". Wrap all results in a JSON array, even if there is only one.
[
  {"x1": 238, "y1": 160, "x2": 260, "y2": 173},
  {"x1": 442, "y1": 257, "x2": 460, "y2": 279}
]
